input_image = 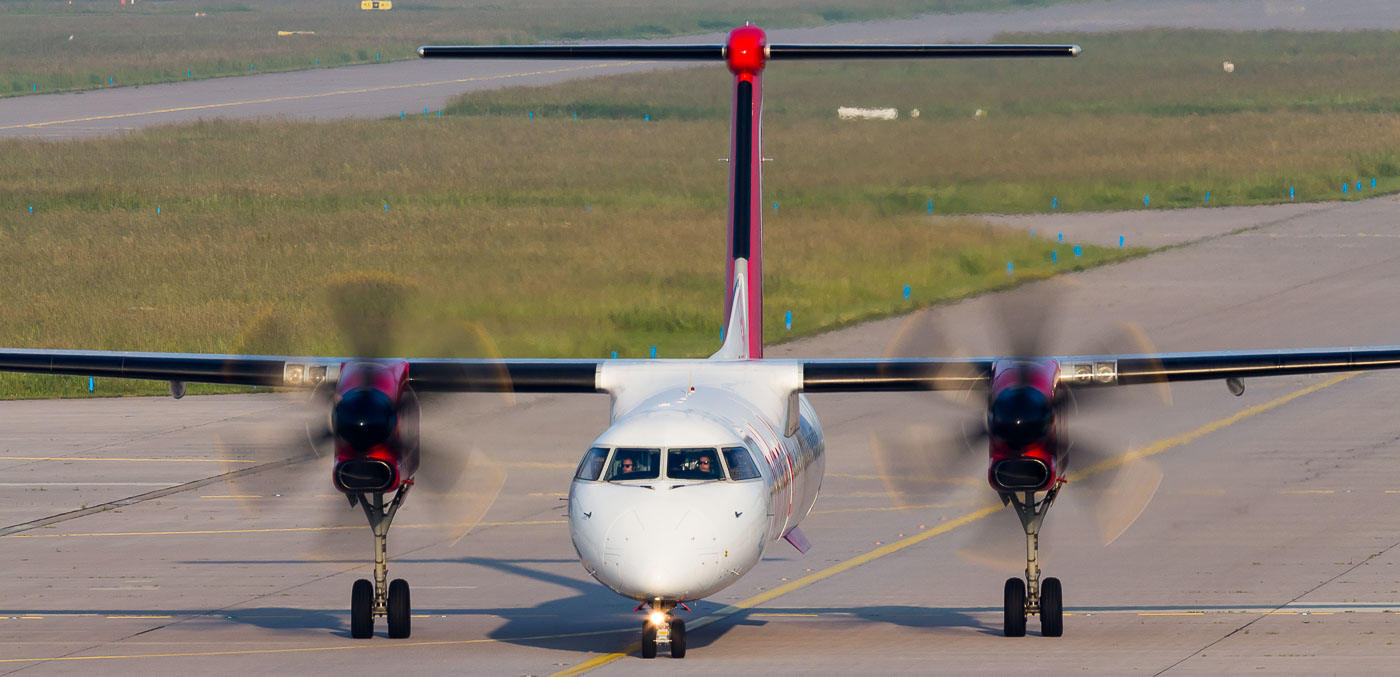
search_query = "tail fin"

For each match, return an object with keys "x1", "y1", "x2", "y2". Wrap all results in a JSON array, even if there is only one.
[
  {"x1": 711, "y1": 259, "x2": 751, "y2": 360},
  {"x1": 724, "y1": 25, "x2": 767, "y2": 359}
]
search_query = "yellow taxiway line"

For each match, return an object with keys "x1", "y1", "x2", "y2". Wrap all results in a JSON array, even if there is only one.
[{"x1": 812, "y1": 500, "x2": 978, "y2": 515}]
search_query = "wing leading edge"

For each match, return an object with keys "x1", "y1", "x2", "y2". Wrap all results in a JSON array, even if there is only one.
[
  {"x1": 800, "y1": 346, "x2": 1400, "y2": 393},
  {"x1": 0, "y1": 349, "x2": 602, "y2": 393},
  {"x1": 4, "y1": 345, "x2": 1400, "y2": 395}
]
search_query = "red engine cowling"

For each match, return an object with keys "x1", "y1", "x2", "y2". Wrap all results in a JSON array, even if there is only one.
[
  {"x1": 330, "y1": 360, "x2": 420, "y2": 494},
  {"x1": 986, "y1": 359, "x2": 1063, "y2": 493}
]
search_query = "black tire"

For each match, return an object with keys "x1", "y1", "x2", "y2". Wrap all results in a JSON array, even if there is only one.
[
  {"x1": 1040, "y1": 577, "x2": 1063, "y2": 637},
  {"x1": 351, "y1": 578, "x2": 375, "y2": 639},
  {"x1": 641, "y1": 621, "x2": 657, "y2": 659},
  {"x1": 1003, "y1": 577, "x2": 1027, "y2": 637},
  {"x1": 387, "y1": 578, "x2": 412, "y2": 639},
  {"x1": 670, "y1": 618, "x2": 687, "y2": 658}
]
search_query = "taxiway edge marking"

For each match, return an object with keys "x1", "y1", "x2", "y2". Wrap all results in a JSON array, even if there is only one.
[
  {"x1": 1, "y1": 519, "x2": 565, "y2": 539},
  {"x1": 0, "y1": 63, "x2": 638, "y2": 131},
  {"x1": 0, "y1": 628, "x2": 632, "y2": 664}
]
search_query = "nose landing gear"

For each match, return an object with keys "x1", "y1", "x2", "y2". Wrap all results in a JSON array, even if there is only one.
[
  {"x1": 1002, "y1": 484, "x2": 1064, "y2": 638},
  {"x1": 640, "y1": 601, "x2": 687, "y2": 658},
  {"x1": 348, "y1": 486, "x2": 414, "y2": 639}
]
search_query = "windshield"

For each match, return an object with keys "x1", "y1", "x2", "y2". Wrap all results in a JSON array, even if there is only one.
[
  {"x1": 667, "y1": 448, "x2": 725, "y2": 480},
  {"x1": 722, "y1": 447, "x2": 761, "y2": 480},
  {"x1": 574, "y1": 447, "x2": 610, "y2": 481},
  {"x1": 605, "y1": 448, "x2": 661, "y2": 480}
]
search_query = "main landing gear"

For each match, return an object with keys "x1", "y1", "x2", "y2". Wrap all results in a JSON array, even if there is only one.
[
  {"x1": 349, "y1": 486, "x2": 413, "y2": 639},
  {"x1": 1002, "y1": 483, "x2": 1063, "y2": 638},
  {"x1": 640, "y1": 601, "x2": 686, "y2": 659}
]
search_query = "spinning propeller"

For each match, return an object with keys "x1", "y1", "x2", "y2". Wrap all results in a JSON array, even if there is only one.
[
  {"x1": 220, "y1": 271, "x2": 510, "y2": 557},
  {"x1": 870, "y1": 278, "x2": 1169, "y2": 549}
]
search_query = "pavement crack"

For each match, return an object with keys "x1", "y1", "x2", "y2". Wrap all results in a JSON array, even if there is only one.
[
  {"x1": 0, "y1": 454, "x2": 315, "y2": 537},
  {"x1": 1154, "y1": 534, "x2": 1400, "y2": 675}
]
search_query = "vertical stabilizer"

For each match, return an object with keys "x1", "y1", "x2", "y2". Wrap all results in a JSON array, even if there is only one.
[{"x1": 724, "y1": 24, "x2": 767, "y2": 360}]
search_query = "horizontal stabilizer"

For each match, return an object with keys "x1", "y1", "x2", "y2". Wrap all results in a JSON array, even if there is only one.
[
  {"x1": 419, "y1": 44, "x2": 1080, "y2": 61},
  {"x1": 768, "y1": 44, "x2": 1080, "y2": 59},
  {"x1": 418, "y1": 45, "x2": 723, "y2": 60}
]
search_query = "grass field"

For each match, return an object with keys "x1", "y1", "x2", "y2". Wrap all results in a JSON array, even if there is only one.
[
  {"x1": 447, "y1": 29, "x2": 1400, "y2": 211},
  {"x1": 0, "y1": 113, "x2": 1135, "y2": 398},
  {"x1": 5, "y1": 28, "x2": 1400, "y2": 398},
  {"x1": 0, "y1": 0, "x2": 1076, "y2": 97}
]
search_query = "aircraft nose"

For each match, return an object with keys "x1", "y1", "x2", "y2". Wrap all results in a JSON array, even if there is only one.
[{"x1": 601, "y1": 500, "x2": 724, "y2": 599}]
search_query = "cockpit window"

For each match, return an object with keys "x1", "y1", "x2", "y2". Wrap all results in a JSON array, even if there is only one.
[
  {"x1": 667, "y1": 448, "x2": 725, "y2": 481},
  {"x1": 605, "y1": 448, "x2": 661, "y2": 481},
  {"x1": 574, "y1": 447, "x2": 610, "y2": 481},
  {"x1": 722, "y1": 447, "x2": 761, "y2": 481}
]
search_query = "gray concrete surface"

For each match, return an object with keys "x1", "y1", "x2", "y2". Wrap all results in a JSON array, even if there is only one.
[
  {"x1": 981, "y1": 201, "x2": 1344, "y2": 250},
  {"x1": 7, "y1": 0, "x2": 1400, "y2": 140},
  {"x1": 4, "y1": 194, "x2": 1400, "y2": 675}
]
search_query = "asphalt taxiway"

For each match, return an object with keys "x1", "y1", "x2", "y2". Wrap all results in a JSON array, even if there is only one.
[{"x1": 5, "y1": 194, "x2": 1400, "y2": 675}]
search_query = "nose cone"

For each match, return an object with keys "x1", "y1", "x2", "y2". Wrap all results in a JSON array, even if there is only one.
[
  {"x1": 988, "y1": 385, "x2": 1053, "y2": 449},
  {"x1": 597, "y1": 499, "x2": 725, "y2": 600},
  {"x1": 332, "y1": 387, "x2": 398, "y2": 450}
]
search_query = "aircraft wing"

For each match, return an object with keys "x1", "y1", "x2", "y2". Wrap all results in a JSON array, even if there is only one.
[
  {"x1": 0, "y1": 349, "x2": 602, "y2": 393},
  {"x1": 5, "y1": 345, "x2": 1400, "y2": 395},
  {"x1": 799, "y1": 346, "x2": 1400, "y2": 392}
]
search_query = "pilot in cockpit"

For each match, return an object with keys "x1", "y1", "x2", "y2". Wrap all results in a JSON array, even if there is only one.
[
  {"x1": 666, "y1": 448, "x2": 723, "y2": 480},
  {"x1": 694, "y1": 453, "x2": 719, "y2": 479}
]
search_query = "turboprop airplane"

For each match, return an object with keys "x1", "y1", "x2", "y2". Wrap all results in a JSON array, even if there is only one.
[{"x1": 6, "y1": 24, "x2": 1400, "y2": 655}]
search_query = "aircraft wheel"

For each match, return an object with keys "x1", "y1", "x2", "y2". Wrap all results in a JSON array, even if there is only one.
[
  {"x1": 1041, "y1": 577, "x2": 1063, "y2": 637},
  {"x1": 641, "y1": 620, "x2": 658, "y2": 659},
  {"x1": 351, "y1": 578, "x2": 375, "y2": 639},
  {"x1": 387, "y1": 578, "x2": 412, "y2": 639},
  {"x1": 1003, "y1": 577, "x2": 1026, "y2": 637},
  {"x1": 670, "y1": 618, "x2": 687, "y2": 658}
]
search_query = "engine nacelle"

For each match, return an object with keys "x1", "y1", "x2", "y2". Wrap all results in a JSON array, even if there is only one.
[
  {"x1": 330, "y1": 360, "x2": 420, "y2": 494},
  {"x1": 985, "y1": 359, "x2": 1062, "y2": 493}
]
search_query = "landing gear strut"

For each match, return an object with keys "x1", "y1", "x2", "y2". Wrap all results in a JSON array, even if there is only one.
[
  {"x1": 349, "y1": 485, "x2": 413, "y2": 639},
  {"x1": 1002, "y1": 483, "x2": 1063, "y2": 637},
  {"x1": 640, "y1": 601, "x2": 686, "y2": 659}
]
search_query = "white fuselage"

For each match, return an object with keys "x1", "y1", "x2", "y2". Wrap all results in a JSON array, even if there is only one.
[{"x1": 567, "y1": 360, "x2": 824, "y2": 602}]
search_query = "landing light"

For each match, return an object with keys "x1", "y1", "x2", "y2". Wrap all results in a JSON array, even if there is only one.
[{"x1": 649, "y1": 611, "x2": 666, "y2": 626}]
